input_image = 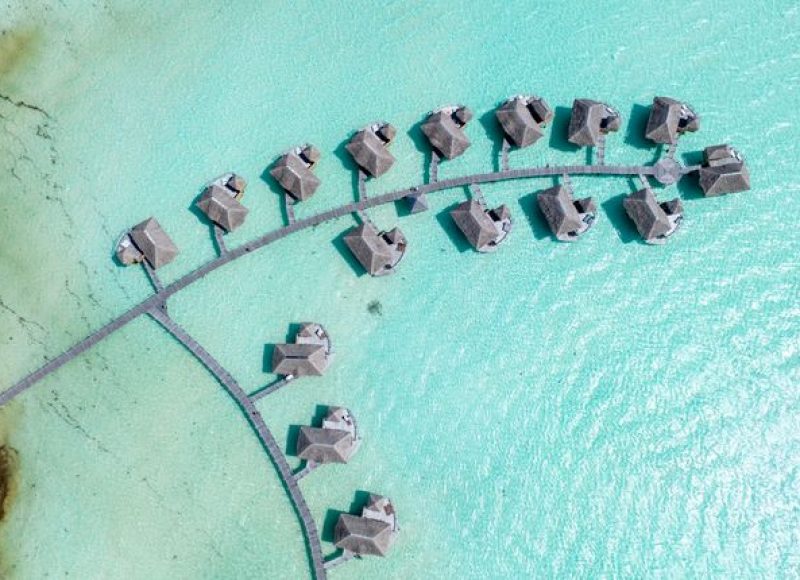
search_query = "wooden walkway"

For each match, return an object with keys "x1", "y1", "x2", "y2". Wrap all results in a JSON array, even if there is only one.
[
  {"x1": 213, "y1": 225, "x2": 228, "y2": 255},
  {"x1": 285, "y1": 194, "x2": 296, "y2": 225},
  {"x1": 147, "y1": 307, "x2": 327, "y2": 580},
  {"x1": 143, "y1": 262, "x2": 164, "y2": 293},
  {"x1": 429, "y1": 151, "x2": 439, "y2": 182},
  {"x1": 0, "y1": 160, "x2": 684, "y2": 408},
  {"x1": 501, "y1": 139, "x2": 510, "y2": 171},
  {"x1": 250, "y1": 376, "x2": 293, "y2": 402}
]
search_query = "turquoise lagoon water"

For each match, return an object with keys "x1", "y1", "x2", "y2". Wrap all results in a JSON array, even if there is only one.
[{"x1": 0, "y1": 0, "x2": 798, "y2": 577}]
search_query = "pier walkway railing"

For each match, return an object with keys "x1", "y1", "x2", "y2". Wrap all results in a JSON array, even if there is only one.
[{"x1": 147, "y1": 307, "x2": 327, "y2": 580}]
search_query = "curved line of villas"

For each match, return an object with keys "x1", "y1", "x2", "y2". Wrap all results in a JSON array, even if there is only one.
[{"x1": 116, "y1": 95, "x2": 750, "y2": 274}]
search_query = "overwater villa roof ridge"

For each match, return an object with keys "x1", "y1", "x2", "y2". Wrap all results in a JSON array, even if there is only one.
[
  {"x1": 496, "y1": 94, "x2": 554, "y2": 148},
  {"x1": 421, "y1": 104, "x2": 473, "y2": 160}
]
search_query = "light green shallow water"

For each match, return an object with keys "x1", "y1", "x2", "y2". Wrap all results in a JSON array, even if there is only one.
[{"x1": 0, "y1": 0, "x2": 798, "y2": 578}]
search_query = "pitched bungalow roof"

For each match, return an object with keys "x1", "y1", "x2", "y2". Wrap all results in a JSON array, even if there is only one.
[
  {"x1": 129, "y1": 217, "x2": 179, "y2": 269},
  {"x1": 450, "y1": 200, "x2": 505, "y2": 251},
  {"x1": 343, "y1": 223, "x2": 406, "y2": 276},
  {"x1": 115, "y1": 235, "x2": 143, "y2": 266},
  {"x1": 272, "y1": 343, "x2": 329, "y2": 377},
  {"x1": 334, "y1": 515, "x2": 395, "y2": 557},
  {"x1": 567, "y1": 99, "x2": 621, "y2": 147},
  {"x1": 698, "y1": 144, "x2": 750, "y2": 196},
  {"x1": 623, "y1": 189, "x2": 681, "y2": 242},
  {"x1": 346, "y1": 129, "x2": 396, "y2": 178},
  {"x1": 421, "y1": 110, "x2": 471, "y2": 159},
  {"x1": 645, "y1": 96, "x2": 700, "y2": 144},
  {"x1": 270, "y1": 152, "x2": 321, "y2": 201},
  {"x1": 405, "y1": 190, "x2": 429, "y2": 214},
  {"x1": 296, "y1": 426, "x2": 357, "y2": 464},
  {"x1": 496, "y1": 98, "x2": 543, "y2": 148},
  {"x1": 537, "y1": 185, "x2": 586, "y2": 239},
  {"x1": 196, "y1": 185, "x2": 249, "y2": 232},
  {"x1": 226, "y1": 174, "x2": 247, "y2": 197}
]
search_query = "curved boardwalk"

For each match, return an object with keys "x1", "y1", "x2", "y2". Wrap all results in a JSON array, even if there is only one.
[
  {"x1": 0, "y1": 157, "x2": 694, "y2": 579},
  {"x1": 147, "y1": 307, "x2": 327, "y2": 580},
  {"x1": 0, "y1": 161, "x2": 687, "y2": 407}
]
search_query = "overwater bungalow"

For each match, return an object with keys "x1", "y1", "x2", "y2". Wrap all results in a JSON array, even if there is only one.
[
  {"x1": 346, "y1": 123, "x2": 396, "y2": 178},
  {"x1": 698, "y1": 144, "x2": 750, "y2": 196},
  {"x1": 270, "y1": 144, "x2": 322, "y2": 201},
  {"x1": 117, "y1": 217, "x2": 179, "y2": 269},
  {"x1": 537, "y1": 185, "x2": 596, "y2": 241},
  {"x1": 405, "y1": 188, "x2": 429, "y2": 214},
  {"x1": 495, "y1": 95, "x2": 554, "y2": 148},
  {"x1": 567, "y1": 99, "x2": 621, "y2": 147},
  {"x1": 272, "y1": 323, "x2": 333, "y2": 378},
  {"x1": 421, "y1": 105, "x2": 473, "y2": 160},
  {"x1": 450, "y1": 199, "x2": 512, "y2": 252},
  {"x1": 344, "y1": 223, "x2": 407, "y2": 276},
  {"x1": 196, "y1": 184, "x2": 249, "y2": 232},
  {"x1": 623, "y1": 188, "x2": 683, "y2": 244},
  {"x1": 296, "y1": 406, "x2": 361, "y2": 465},
  {"x1": 645, "y1": 97, "x2": 700, "y2": 144},
  {"x1": 334, "y1": 494, "x2": 398, "y2": 557}
]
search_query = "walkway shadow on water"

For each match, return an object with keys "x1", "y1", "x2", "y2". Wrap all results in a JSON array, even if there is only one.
[
  {"x1": 478, "y1": 108, "x2": 505, "y2": 172},
  {"x1": 518, "y1": 178, "x2": 560, "y2": 241},
  {"x1": 436, "y1": 200, "x2": 472, "y2": 253},
  {"x1": 677, "y1": 150, "x2": 705, "y2": 200},
  {"x1": 549, "y1": 106, "x2": 580, "y2": 154},
  {"x1": 602, "y1": 185, "x2": 639, "y2": 244},
  {"x1": 331, "y1": 229, "x2": 367, "y2": 277},
  {"x1": 406, "y1": 118, "x2": 435, "y2": 183}
]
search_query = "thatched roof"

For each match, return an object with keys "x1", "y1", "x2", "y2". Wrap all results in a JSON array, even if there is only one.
[
  {"x1": 296, "y1": 426, "x2": 358, "y2": 464},
  {"x1": 496, "y1": 98, "x2": 544, "y2": 148},
  {"x1": 537, "y1": 185, "x2": 587, "y2": 240},
  {"x1": 115, "y1": 235, "x2": 143, "y2": 266},
  {"x1": 346, "y1": 129, "x2": 396, "y2": 177},
  {"x1": 272, "y1": 343, "x2": 329, "y2": 376},
  {"x1": 322, "y1": 406, "x2": 354, "y2": 431},
  {"x1": 645, "y1": 97, "x2": 700, "y2": 144},
  {"x1": 527, "y1": 96, "x2": 554, "y2": 125},
  {"x1": 300, "y1": 144, "x2": 321, "y2": 165},
  {"x1": 623, "y1": 189, "x2": 682, "y2": 242},
  {"x1": 362, "y1": 494, "x2": 396, "y2": 521},
  {"x1": 567, "y1": 99, "x2": 621, "y2": 147},
  {"x1": 129, "y1": 217, "x2": 179, "y2": 269},
  {"x1": 405, "y1": 190, "x2": 429, "y2": 214},
  {"x1": 226, "y1": 174, "x2": 247, "y2": 196},
  {"x1": 196, "y1": 184, "x2": 249, "y2": 232},
  {"x1": 450, "y1": 200, "x2": 506, "y2": 251},
  {"x1": 699, "y1": 145, "x2": 750, "y2": 196},
  {"x1": 334, "y1": 515, "x2": 395, "y2": 557},
  {"x1": 270, "y1": 152, "x2": 321, "y2": 201},
  {"x1": 343, "y1": 223, "x2": 406, "y2": 276},
  {"x1": 421, "y1": 110, "x2": 471, "y2": 159}
]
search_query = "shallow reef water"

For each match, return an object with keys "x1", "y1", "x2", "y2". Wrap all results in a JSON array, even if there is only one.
[{"x1": 0, "y1": 0, "x2": 798, "y2": 578}]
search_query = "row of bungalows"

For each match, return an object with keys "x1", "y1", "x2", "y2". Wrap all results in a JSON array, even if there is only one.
[
  {"x1": 115, "y1": 97, "x2": 748, "y2": 270},
  {"x1": 265, "y1": 325, "x2": 398, "y2": 561}
]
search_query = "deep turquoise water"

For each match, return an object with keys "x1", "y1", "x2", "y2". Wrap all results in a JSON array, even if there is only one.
[{"x1": 0, "y1": 0, "x2": 798, "y2": 578}]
